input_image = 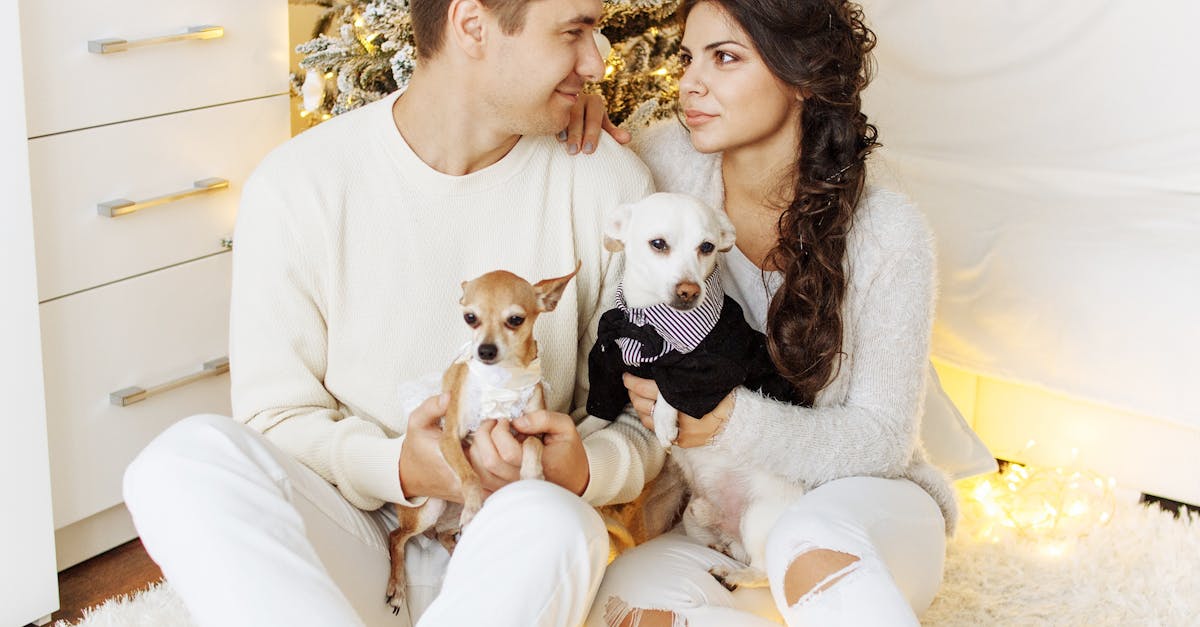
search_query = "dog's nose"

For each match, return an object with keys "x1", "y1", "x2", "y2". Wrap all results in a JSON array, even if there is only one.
[
  {"x1": 675, "y1": 281, "x2": 700, "y2": 304},
  {"x1": 477, "y1": 344, "x2": 498, "y2": 362}
]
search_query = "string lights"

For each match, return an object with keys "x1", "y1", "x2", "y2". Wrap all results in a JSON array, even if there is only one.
[{"x1": 959, "y1": 441, "x2": 1117, "y2": 557}]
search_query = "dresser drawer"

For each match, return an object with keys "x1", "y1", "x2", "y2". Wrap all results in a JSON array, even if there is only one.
[
  {"x1": 19, "y1": 0, "x2": 287, "y2": 137},
  {"x1": 28, "y1": 94, "x2": 288, "y2": 302},
  {"x1": 41, "y1": 253, "x2": 233, "y2": 528}
]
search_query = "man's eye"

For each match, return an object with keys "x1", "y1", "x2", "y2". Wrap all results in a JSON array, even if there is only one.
[
  {"x1": 464, "y1": 313, "x2": 478, "y2": 326},
  {"x1": 699, "y1": 242, "x2": 715, "y2": 254},
  {"x1": 507, "y1": 316, "x2": 525, "y2": 327},
  {"x1": 650, "y1": 239, "x2": 669, "y2": 252}
]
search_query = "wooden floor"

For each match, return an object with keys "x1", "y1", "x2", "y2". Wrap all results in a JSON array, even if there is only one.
[{"x1": 49, "y1": 539, "x2": 161, "y2": 626}]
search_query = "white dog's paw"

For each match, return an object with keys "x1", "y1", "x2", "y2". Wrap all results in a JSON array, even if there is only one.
[
  {"x1": 708, "y1": 565, "x2": 769, "y2": 590},
  {"x1": 652, "y1": 397, "x2": 678, "y2": 449}
]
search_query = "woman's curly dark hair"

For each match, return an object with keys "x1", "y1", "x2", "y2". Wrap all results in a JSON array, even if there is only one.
[{"x1": 680, "y1": 0, "x2": 881, "y2": 406}]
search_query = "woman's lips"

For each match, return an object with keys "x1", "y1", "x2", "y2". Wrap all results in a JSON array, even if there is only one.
[{"x1": 684, "y1": 109, "x2": 716, "y2": 126}]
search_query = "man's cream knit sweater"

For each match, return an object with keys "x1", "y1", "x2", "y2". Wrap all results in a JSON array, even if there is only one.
[{"x1": 229, "y1": 91, "x2": 654, "y2": 511}]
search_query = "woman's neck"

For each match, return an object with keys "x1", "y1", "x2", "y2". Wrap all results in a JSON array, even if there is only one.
[{"x1": 721, "y1": 135, "x2": 799, "y2": 270}]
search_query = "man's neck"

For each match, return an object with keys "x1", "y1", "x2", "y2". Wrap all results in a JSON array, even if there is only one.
[{"x1": 391, "y1": 67, "x2": 522, "y2": 176}]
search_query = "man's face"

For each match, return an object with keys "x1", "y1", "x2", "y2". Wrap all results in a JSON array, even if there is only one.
[{"x1": 480, "y1": 0, "x2": 606, "y2": 136}]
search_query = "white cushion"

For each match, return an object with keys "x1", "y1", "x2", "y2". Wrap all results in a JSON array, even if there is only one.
[{"x1": 921, "y1": 363, "x2": 997, "y2": 480}]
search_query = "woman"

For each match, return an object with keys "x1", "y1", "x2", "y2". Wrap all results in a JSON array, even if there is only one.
[{"x1": 569, "y1": 1, "x2": 956, "y2": 625}]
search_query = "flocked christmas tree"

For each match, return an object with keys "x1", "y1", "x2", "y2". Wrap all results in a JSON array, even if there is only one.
[{"x1": 290, "y1": 0, "x2": 683, "y2": 129}]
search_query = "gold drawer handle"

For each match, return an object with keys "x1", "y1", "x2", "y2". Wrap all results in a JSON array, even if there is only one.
[
  {"x1": 88, "y1": 25, "x2": 224, "y2": 54},
  {"x1": 98, "y1": 177, "x2": 229, "y2": 218},
  {"x1": 110, "y1": 356, "x2": 229, "y2": 407}
]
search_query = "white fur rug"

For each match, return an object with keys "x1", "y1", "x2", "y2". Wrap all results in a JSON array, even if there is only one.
[{"x1": 57, "y1": 491, "x2": 1199, "y2": 627}]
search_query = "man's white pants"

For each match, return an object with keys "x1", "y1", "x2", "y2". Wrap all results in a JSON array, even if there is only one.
[{"x1": 123, "y1": 414, "x2": 609, "y2": 627}]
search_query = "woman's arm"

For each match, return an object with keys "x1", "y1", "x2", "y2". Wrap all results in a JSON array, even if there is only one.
[{"x1": 715, "y1": 223, "x2": 936, "y2": 487}]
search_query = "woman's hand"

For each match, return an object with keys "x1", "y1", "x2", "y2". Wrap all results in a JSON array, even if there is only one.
[
  {"x1": 622, "y1": 373, "x2": 734, "y2": 448},
  {"x1": 559, "y1": 93, "x2": 631, "y2": 155}
]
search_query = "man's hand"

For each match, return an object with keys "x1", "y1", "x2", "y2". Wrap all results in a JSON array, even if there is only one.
[
  {"x1": 399, "y1": 393, "x2": 465, "y2": 502},
  {"x1": 559, "y1": 93, "x2": 631, "y2": 155},
  {"x1": 512, "y1": 410, "x2": 590, "y2": 496},
  {"x1": 623, "y1": 373, "x2": 733, "y2": 448},
  {"x1": 465, "y1": 418, "x2": 525, "y2": 494}
]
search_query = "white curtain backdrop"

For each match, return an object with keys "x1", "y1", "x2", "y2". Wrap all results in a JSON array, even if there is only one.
[{"x1": 860, "y1": 1, "x2": 1200, "y2": 427}]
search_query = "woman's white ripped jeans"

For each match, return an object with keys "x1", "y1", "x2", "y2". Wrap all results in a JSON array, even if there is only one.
[{"x1": 587, "y1": 476, "x2": 946, "y2": 627}]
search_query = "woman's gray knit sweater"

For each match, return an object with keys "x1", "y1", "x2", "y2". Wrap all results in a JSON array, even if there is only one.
[{"x1": 624, "y1": 121, "x2": 958, "y2": 533}]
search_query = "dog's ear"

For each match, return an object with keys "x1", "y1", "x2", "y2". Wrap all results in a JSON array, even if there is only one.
[
  {"x1": 714, "y1": 209, "x2": 737, "y2": 252},
  {"x1": 459, "y1": 280, "x2": 468, "y2": 305},
  {"x1": 603, "y1": 203, "x2": 632, "y2": 252},
  {"x1": 533, "y1": 260, "x2": 581, "y2": 313}
]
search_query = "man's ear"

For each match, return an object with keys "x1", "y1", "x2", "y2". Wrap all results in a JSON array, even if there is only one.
[
  {"x1": 448, "y1": 0, "x2": 487, "y2": 59},
  {"x1": 714, "y1": 208, "x2": 737, "y2": 252},
  {"x1": 603, "y1": 203, "x2": 632, "y2": 252},
  {"x1": 533, "y1": 261, "x2": 581, "y2": 313}
]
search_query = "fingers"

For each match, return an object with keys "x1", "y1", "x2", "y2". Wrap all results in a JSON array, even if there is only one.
[
  {"x1": 630, "y1": 394, "x2": 655, "y2": 430},
  {"x1": 489, "y1": 419, "x2": 524, "y2": 467},
  {"x1": 467, "y1": 420, "x2": 521, "y2": 489},
  {"x1": 408, "y1": 393, "x2": 449, "y2": 430},
  {"x1": 563, "y1": 97, "x2": 587, "y2": 155},
  {"x1": 602, "y1": 115, "x2": 632, "y2": 145},
  {"x1": 622, "y1": 373, "x2": 660, "y2": 403},
  {"x1": 580, "y1": 96, "x2": 606, "y2": 155},
  {"x1": 513, "y1": 410, "x2": 578, "y2": 443},
  {"x1": 560, "y1": 94, "x2": 614, "y2": 155}
]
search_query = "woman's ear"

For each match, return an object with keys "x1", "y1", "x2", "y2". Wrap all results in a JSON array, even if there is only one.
[{"x1": 603, "y1": 203, "x2": 631, "y2": 252}]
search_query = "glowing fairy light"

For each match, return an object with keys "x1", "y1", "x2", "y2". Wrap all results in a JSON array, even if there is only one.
[{"x1": 958, "y1": 444, "x2": 1117, "y2": 556}]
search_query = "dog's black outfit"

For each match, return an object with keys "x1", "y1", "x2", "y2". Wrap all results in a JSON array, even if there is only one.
[{"x1": 587, "y1": 271, "x2": 798, "y2": 421}]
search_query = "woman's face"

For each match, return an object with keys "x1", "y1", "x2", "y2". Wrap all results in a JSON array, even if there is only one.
[{"x1": 678, "y1": 2, "x2": 801, "y2": 155}]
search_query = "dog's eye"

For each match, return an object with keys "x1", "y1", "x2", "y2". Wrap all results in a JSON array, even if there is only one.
[
  {"x1": 507, "y1": 315, "x2": 525, "y2": 328},
  {"x1": 463, "y1": 312, "x2": 478, "y2": 326},
  {"x1": 650, "y1": 238, "x2": 669, "y2": 252},
  {"x1": 699, "y1": 242, "x2": 716, "y2": 254}
]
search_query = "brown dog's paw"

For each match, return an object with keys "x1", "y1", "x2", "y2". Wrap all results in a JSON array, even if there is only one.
[{"x1": 385, "y1": 574, "x2": 406, "y2": 614}]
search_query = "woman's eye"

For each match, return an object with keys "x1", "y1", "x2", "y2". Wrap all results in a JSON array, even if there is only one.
[
  {"x1": 507, "y1": 316, "x2": 525, "y2": 327},
  {"x1": 716, "y1": 51, "x2": 737, "y2": 64},
  {"x1": 699, "y1": 242, "x2": 716, "y2": 254},
  {"x1": 650, "y1": 239, "x2": 669, "y2": 252},
  {"x1": 679, "y1": 52, "x2": 693, "y2": 67},
  {"x1": 464, "y1": 312, "x2": 478, "y2": 326}
]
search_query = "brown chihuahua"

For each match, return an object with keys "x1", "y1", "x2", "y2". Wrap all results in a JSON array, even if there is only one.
[{"x1": 386, "y1": 263, "x2": 580, "y2": 614}]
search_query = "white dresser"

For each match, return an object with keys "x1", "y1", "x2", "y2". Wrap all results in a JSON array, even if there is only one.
[{"x1": 4, "y1": 2, "x2": 290, "y2": 621}]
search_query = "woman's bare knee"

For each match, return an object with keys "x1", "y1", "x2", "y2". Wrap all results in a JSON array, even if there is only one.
[
  {"x1": 783, "y1": 548, "x2": 860, "y2": 605},
  {"x1": 604, "y1": 596, "x2": 681, "y2": 627}
]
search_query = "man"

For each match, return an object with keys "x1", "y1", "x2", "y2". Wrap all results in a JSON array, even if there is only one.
[{"x1": 122, "y1": 1, "x2": 659, "y2": 625}]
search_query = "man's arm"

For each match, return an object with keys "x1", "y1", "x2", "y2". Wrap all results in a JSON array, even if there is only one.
[
  {"x1": 229, "y1": 168, "x2": 446, "y2": 510},
  {"x1": 567, "y1": 137, "x2": 668, "y2": 506}
]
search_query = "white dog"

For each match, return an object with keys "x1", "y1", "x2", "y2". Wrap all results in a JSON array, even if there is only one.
[{"x1": 587, "y1": 192, "x2": 806, "y2": 587}]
